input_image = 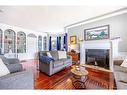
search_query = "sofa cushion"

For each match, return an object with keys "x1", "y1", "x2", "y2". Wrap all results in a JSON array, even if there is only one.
[
  {"x1": 115, "y1": 71, "x2": 127, "y2": 82},
  {"x1": 0, "y1": 55, "x2": 9, "y2": 65},
  {"x1": 53, "y1": 60, "x2": 64, "y2": 68},
  {"x1": 59, "y1": 58, "x2": 71, "y2": 64},
  {"x1": 116, "y1": 81, "x2": 127, "y2": 89},
  {"x1": 50, "y1": 51, "x2": 59, "y2": 61},
  {"x1": 46, "y1": 52, "x2": 52, "y2": 58},
  {"x1": 58, "y1": 51, "x2": 67, "y2": 59},
  {"x1": 64, "y1": 59, "x2": 72, "y2": 64},
  {"x1": 7, "y1": 58, "x2": 20, "y2": 64},
  {"x1": 6, "y1": 63, "x2": 23, "y2": 73},
  {"x1": 59, "y1": 58, "x2": 67, "y2": 62},
  {"x1": 39, "y1": 51, "x2": 47, "y2": 56},
  {"x1": 114, "y1": 60, "x2": 123, "y2": 66},
  {"x1": 0, "y1": 58, "x2": 10, "y2": 77},
  {"x1": 0, "y1": 70, "x2": 34, "y2": 89},
  {"x1": 114, "y1": 65, "x2": 127, "y2": 73}
]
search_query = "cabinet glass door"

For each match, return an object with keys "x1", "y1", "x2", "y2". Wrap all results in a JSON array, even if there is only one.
[
  {"x1": 52, "y1": 37, "x2": 57, "y2": 51},
  {"x1": 38, "y1": 36, "x2": 42, "y2": 51},
  {"x1": 4, "y1": 29, "x2": 16, "y2": 53},
  {"x1": 17, "y1": 31, "x2": 26, "y2": 53},
  {"x1": 43, "y1": 36, "x2": 47, "y2": 51}
]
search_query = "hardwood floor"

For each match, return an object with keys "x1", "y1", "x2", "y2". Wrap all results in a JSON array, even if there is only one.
[
  {"x1": 21, "y1": 60, "x2": 116, "y2": 90},
  {"x1": 35, "y1": 67, "x2": 74, "y2": 89}
]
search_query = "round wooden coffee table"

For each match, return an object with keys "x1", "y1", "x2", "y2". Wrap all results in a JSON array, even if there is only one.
[{"x1": 71, "y1": 65, "x2": 88, "y2": 89}]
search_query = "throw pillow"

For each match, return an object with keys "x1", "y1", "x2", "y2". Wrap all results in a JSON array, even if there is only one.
[
  {"x1": 47, "y1": 52, "x2": 52, "y2": 58},
  {"x1": 58, "y1": 51, "x2": 67, "y2": 59},
  {"x1": 0, "y1": 58, "x2": 10, "y2": 77},
  {"x1": 121, "y1": 58, "x2": 127, "y2": 68},
  {"x1": 40, "y1": 56, "x2": 54, "y2": 64}
]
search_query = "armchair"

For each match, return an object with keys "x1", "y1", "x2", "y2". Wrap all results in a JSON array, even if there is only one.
[
  {"x1": 114, "y1": 60, "x2": 127, "y2": 89},
  {"x1": 0, "y1": 55, "x2": 34, "y2": 89}
]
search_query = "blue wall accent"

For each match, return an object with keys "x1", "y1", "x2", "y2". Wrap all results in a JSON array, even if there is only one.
[
  {"x1": 63, "y1": 33, "x2": 68, "y2": 51},
  {"x1": 57, "y1": 36, "x2": 62, "y2": 50},
  {"x1": 57, "y1": 37, "x2": 59, "y2": 50},
  {"x1": 64, "y1": 36, "x2": 66, "y2": 45},
  {"x1": 49, "y1": 36, "x2": 52, "y2": 51},
  {"x1": 59, "y1": 37, "x2": 61, "y2": 50},
  {"x1": 65, "y1": 33, "x2": 68, "y2": 51}
]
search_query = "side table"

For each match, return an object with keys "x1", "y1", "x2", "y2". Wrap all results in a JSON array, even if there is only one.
[{"x1": 67, "y1": 52, "x2": 80, "y2": 63}]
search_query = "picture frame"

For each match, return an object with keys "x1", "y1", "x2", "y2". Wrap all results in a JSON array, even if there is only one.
[
  {"x1": 84, "y1": 25, "x2": 110, "y2": 41},
  {"x1": 70, "y1": 36, "x2": 77, "y2": 44}
]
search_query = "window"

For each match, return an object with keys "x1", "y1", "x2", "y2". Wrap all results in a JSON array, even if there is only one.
[
  {"x1": 17, "y1": 31, "x2": 26, "y2": 53},
  {"x1": 4, "y1": 29, "x2": 16, "y2": 53},
  {"x1": 52, "y1": 37, "x2": 57, "y2": 51},
  {"x1": 38, "y1": 35, "x2": 42, "y2": 51}
]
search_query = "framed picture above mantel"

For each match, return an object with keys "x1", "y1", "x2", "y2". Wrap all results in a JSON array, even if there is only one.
[{"x1": 84, "y1": 25, "x2": 110, "y2": 41}]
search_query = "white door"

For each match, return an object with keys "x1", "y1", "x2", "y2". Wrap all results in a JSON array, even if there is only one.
[{"x1": 27, "y1": 36, "x2": 37, "y2": 59}]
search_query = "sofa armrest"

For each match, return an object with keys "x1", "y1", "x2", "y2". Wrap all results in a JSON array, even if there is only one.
[
  {"x1": 0, "y1": 70, "x2": 34, "y2": 89},
  {"x1": 114, "y1": 60, "x2": 123, "y2": 66},
  {"x1": 67, "y1": 55, "x2": 72, "y2": 59},
  {"x1": 7, "y1": 58, "x2": 20, "y2": 64},
  {"x1": 39, "y1": 55, "x2": 54, "y2": 64},
  {"x1": 114, "y1": 65, "x2": 127, "y2": 73},
  {"x1": 39, "y1": 61, "x2": 53, "y2": 76},
  {"x1": 6, "y1": 63, "x2": 23, "y2": 73}
]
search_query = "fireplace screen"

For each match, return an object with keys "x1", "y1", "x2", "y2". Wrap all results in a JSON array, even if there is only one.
[{"x1": 85, "y1": 49, "x2": 109, "y2": 69}]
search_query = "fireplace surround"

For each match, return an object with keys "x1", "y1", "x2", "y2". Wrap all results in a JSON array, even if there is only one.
[
  {"x1": 85, "y1": 49, "x2": 110, "y2": 69},
  {"x1": 80, "y1": 39, "x2": 120, "y2": 71}
]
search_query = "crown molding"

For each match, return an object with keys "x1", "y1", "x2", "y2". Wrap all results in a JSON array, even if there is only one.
[{"x1": 64, "y1": 7, "x2": 127, "y2": 31}]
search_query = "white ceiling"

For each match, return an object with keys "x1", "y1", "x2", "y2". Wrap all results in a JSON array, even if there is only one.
[{"x1": 0, "y1": 6, "x2": 125, "y2": 33}]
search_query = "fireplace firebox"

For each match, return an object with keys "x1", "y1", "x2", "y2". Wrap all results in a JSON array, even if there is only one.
[{"x1": 85, "y1": 49, "x2": 109, "y2": 69}]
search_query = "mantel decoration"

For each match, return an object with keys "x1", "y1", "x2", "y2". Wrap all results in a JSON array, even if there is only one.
[
  {"x1": 84, "y1": 25, "x2": 110, "y2": 41},
  {"x1": 70, "y1": 36, "x2": 77, "y2": 44}
]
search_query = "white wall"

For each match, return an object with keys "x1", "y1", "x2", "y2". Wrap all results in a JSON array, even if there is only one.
[
  {"x1": 67, "y1": 13, "x2": 127, "y2": 52},
  {"x1": 0, "y1": 23, "x2": 47, "y2": 60}
]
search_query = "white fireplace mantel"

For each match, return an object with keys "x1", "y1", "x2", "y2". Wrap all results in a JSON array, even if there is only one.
[{"x1": 80, "y1": 39, "x2": 120, "y2": 72}]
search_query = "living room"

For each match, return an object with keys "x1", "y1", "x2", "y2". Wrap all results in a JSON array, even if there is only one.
[{"x1": 0, "y1": 0, "x2": 127, "y2": 95}]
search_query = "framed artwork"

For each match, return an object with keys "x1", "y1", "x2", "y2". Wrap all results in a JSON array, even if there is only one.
[
  {"x1": 70, "y1": 36, "x2": 77, "y2": 44},
  {"x1": 84, "y1": 25, "x2": 110, "y2": 41}
]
